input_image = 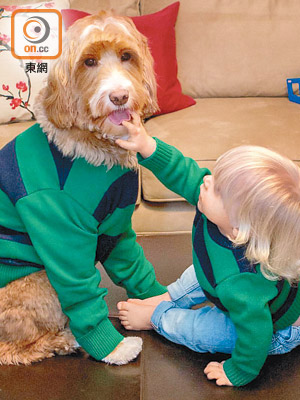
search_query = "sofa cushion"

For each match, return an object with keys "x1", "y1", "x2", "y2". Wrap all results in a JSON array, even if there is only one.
[
  {"x1": 69, "y1": 0, "x2": 140, "y2": 16},
  {"x1": 141, "y1": 0, "x2": 300, "y2": 98},
  {"x1": 132, "y1": 199, "x2": 195, "y2": 235},
  {"x1": 142, "y1": 97, "x2": 300, "y2": 202},
  {"x1": 131, "y1": 2, "x2": 195, "y2": 115}
]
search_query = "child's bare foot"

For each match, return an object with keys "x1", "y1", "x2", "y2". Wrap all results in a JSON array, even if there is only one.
[
  {"x1": 117, "y1": 301, "x2": 156, "y2": 331},
  {"x1": 125, "y1": 292, "x2": 172, "y2": 307}
]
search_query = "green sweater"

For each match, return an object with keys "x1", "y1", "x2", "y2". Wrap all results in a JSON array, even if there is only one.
[
  {"x1": 0, "y1": 124, "x2": 166, "y2": 360},
  {"x1": 138, "y1": 138, "x2": 300, "y2": 386}
]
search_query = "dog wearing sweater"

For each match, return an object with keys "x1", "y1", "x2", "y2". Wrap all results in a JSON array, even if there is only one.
[{"x1": 0, "y1": 11, "x2": 165, "y2": 365}]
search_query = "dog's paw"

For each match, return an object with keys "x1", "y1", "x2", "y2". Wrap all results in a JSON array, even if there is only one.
[{"x1": 101, "y1": 337, "x2": 143, "y2": 365}]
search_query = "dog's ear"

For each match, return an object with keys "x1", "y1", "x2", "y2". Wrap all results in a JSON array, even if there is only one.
[
  {"x1": 140, "y1": 34, "x2": 159, "y2": 117},
  {"x1": 41, "y1": 41, "x2": 77, "y2": 129}
]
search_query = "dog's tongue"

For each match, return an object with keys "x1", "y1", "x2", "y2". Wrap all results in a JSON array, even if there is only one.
[{"x1": 108, "y1": 109, "x2": 131, "y2": 125}]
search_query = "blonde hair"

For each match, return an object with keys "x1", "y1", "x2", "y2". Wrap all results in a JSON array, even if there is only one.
[{"x1": 214, "y1": 145, "x2": 300, "y2": 283}]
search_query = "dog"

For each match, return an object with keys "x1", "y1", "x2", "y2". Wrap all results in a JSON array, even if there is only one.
[
  {"x1": 0, "y1": 10, "x2": 159, "y2": 365},
  {"x1": 35, "y1": 10, "x2": 158, "y2": 169}
]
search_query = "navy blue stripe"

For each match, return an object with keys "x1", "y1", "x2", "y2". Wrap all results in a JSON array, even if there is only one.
[
  {"x1": 193, "y1": 208, "x2": 202, "y2": 228},
  {"x1": 206, "y1": 217, "x2": 233, "y2": 249},
  {"x1": 206, "y1": 218, "x2": 256, "y2": 273},
  {"x1": 232, "y1": 247, "x2": 256, "y2": 273},
  {"x1": 202, "y1": 288, "x2": 228, "y2": 312},
  {"x1": 0, "y1": 139, "x2": 27, "y2": 204},
  {"x1": 0, "y1": 258, "x2": 43, "y2": 268},
  {"x1": 93, "y1": 170, "x2": 138, "y2": 223},
  {"x1": 269, "y1": 280, "x2": 285, "y2": 307},
  {"x1": 95, "y1": 234, "x2": 122, "y2": 264},
  {"x1": 272, "y1": 285, "x2": 298, "y2": 324},
  {"x1": 193, "y1": 210, "x2": 216, "y2": 288},
  {"x1": 48, "y1": 141, "x2": 73, "y2": 189},
  {"x1": 0, "y1": 225, "x2": 32, "y2": 245}
]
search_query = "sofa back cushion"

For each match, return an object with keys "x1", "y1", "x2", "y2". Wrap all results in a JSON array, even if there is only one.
[
  {"x1": 69, "y1": 0, "x2": 140, "y2": 16},
  {"x1": 142, "y1": 97, "x2": 300, "y2": 203},
  {"x1": 141, "y1": 0, "x2": 300, "y2": 97}
]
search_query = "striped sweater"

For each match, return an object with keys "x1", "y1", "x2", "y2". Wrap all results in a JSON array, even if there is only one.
[
  {"x1": 138, "y1": 138, "x2": 300, "y2": 386},
  {"x1": 0, "y1": 124, "x2": 166, "y2": 360}
]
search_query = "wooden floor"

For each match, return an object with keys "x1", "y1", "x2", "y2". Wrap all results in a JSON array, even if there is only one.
[{"x1": 1, "y1": 318, "x2": 300, "y2": 400}]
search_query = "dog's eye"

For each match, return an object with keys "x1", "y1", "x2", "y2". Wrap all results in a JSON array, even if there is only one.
[
  {"x1": 84, "y1": 58, "x2": 97, "y2": 67},
  {"x1": 121, "y1": 52, "x2": 131, "y2": 62}
]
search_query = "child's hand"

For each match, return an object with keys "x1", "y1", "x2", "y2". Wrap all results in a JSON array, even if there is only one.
[
  {"x1": 204, "y1": 361, "x2": 233, "y2": 387},
  {"x1": 115, "y1": 113, "x2": 157, "y2": 159}
]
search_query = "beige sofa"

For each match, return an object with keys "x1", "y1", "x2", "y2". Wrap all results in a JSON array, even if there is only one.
[{"x1": 1, "y1": 0, "x2": 300, "y2": 308}]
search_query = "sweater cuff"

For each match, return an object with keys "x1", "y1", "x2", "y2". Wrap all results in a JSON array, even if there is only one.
[
  {"x1": 223, "y1": 358, "x2": 257, "y2": 387},
  {"x1": 77, "y1": 318, "x2": 124, "y2": 360},
  {"x1": 128, "y1": 281, "x2": 167, "y2": 300},
  {"x1": 137, "y1": 138, "x2": 173, "y2": 171}
]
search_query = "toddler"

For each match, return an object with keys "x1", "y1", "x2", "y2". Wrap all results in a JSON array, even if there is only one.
[{"x1": 116, "y1": 114, "x2": 300, "y2": 387}]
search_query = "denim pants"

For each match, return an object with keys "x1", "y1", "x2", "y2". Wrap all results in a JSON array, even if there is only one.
[{"x1": 150, "y1": 265, "x2": 300, "y2": 355}]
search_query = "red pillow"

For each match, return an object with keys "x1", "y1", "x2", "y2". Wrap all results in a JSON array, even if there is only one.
[{"x1": 61, "y1": 2, "x2": 195, "y2": 116}]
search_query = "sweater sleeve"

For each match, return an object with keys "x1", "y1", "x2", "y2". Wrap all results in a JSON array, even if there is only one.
[
  {"x1": 16, "y1": 189, "x2": 124, "y2": 360},
  {"x1": 103, "y1": 225, "x2": 167, "y2": 299},
  {"x1": 137, "y1": 138, "x2": 211, "y2": 206},
  {"x1": 216, "y1": 273, "x2": 278, "y2": 386}
]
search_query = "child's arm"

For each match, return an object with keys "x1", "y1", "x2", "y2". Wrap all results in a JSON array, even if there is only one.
[
  {"x1": 214, "y1": 273, "x2": 278, "y2": 386},
  {"x1": 117, "y1": 114, "x2": 210, "y2": 206}
]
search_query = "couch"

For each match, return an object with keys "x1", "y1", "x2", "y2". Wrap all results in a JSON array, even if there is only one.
[{"x1": 1, "y1": 0, "x2": 300, "y2": 311}]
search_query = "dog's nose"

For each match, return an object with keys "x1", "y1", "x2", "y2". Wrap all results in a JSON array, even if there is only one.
[{"x1": 109, "y1": 90, "x2": 129, "y2": 106}]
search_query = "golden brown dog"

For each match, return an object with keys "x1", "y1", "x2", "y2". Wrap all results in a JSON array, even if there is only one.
[{"x1": 0, "y1": 10, "x2": 158, "y2": 365}]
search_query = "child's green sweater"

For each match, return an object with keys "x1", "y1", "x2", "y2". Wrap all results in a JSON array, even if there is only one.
[
  {"x1": 0, "y1": 124, "x2": 166, "y2": 360},
  {"x1": 138, "y1": 138, "x2": 300, "y2": 386}
]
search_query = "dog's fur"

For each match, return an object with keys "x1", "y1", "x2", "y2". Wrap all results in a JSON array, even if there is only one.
[
  {"x1": 0, "y1": 271, "x2": 77, "y2": 365},
  {"x1": 0, "y1": 11, "x2": 158, "y2": 365}
]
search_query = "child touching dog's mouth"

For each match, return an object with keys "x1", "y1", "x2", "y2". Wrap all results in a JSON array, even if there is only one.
[{"x1": 116, "y1": 114, "x2": 300, "y2": 387}]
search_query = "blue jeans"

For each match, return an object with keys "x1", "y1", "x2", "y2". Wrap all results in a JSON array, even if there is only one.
[{"x1": 150, "y1": 265, "x2": 300, "y2": 355}]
